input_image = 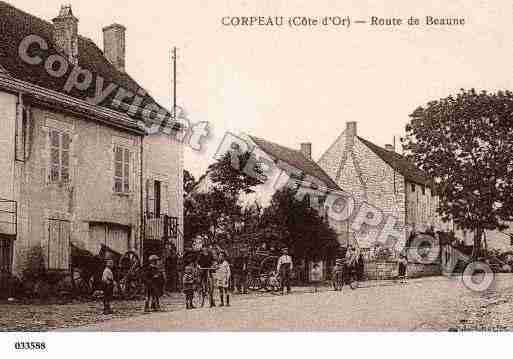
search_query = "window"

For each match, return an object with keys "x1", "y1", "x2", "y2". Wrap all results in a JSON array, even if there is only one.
[
  {"x1": 114, "y1": 146, "x2": 130, "y2": 193},
  {"x1": 48, "y1": 219, "x2": 70, "y2": 270},
  {"x1": 411, "y1": 183, "x2": 415, "y2": 192},
  {"x1": 49, "y1": 129, "x2": 71, "y2": 183},
  {"x1": 146, "y1": 179, "x2": 168, "y2": 218},
  {"x1": 421, "y1": 186, "x2": 426, "y2": 195}
]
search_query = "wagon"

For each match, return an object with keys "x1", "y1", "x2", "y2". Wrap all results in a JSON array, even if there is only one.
[
  {"x1": 246, "y1": 250, "x2": 279, "y2": 292},
  {"x1": 70, "y1": 244, "x2": 145, "y2": 299}
]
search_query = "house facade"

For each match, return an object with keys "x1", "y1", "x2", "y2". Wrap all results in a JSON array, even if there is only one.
[
  {"x1": 318, "y1": 121, "x2": 446, "y2": 251},
  {"x1": 0, "y1": 3, "x2": 183, "y2": 276}
]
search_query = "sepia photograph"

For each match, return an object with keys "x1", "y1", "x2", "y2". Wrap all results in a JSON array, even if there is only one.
[{"x1": 0, "y1": 0, "x2": 512, "y2": 356}]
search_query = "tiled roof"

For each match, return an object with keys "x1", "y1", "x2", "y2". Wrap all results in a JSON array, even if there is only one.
[
  {"x1": 357, "y1": 136, "x2": 432, "y2": 187},
  {"x1": 0, "y1": 2, "x2": 169, "y2": 125},
  {"x1": 249, "y1": 135, "x2": 341, "y2": 191}
]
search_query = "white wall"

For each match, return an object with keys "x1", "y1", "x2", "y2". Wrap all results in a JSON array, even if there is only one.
[
  {"x1": 144, "y1": 133, "x2": 184, "y2": 253},
  {"x1": 0, "y1": 91, "x2": 16, "y2": 200}
]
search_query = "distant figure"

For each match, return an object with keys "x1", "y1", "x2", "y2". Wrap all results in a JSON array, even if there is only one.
[
  {"x1": 101, "y1": 258, "x2": 115, "y2": 315},
  {"x1": 398, "y1": 252, "x2": 408, "y2": 284},
  {"x1": 311, "y1": 263, "x2": 322, "y2": 293},
  {"x1": 183, "y1": 261, "x2": 195, "y2": 310},
  {"x1": 357, "y1": 254, "x2": 365, "y2": 282},
  {"x1": 198, "y1": 247, "x2": 216, "y2": 307},
  {"x1": 233, "y1": 254, "x2": 249, "y2": 294},
  {"x1": 144, "y1": 255, "x2": 165, "y2": 312},
  {"x1": 277, "y1": 248, "x2": 293, "y2": 294},
  {"x1": 216, "y1": 251, "x2": 231, "y2": 307}
]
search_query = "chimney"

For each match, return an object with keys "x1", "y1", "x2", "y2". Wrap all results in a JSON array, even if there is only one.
[
  {"x1": 103, "y1": 24, "x2": 126, "y2": 72},
  {"x1": 52, "y1": 5, "x2": 79, "y2": 65},
  {"x1": 385, "y1": 144, "x2": 395, "y2": 152},
  {"x1": 345, "y1": 121, "x2": 357, "y2": 150},
  {"x1": 300, "y1": 142, "x2": 312, "y2": 159}
]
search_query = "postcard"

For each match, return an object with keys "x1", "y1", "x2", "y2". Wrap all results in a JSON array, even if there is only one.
[{"x1": 0, "y1": 0, "x2": 512, "y2": 357}]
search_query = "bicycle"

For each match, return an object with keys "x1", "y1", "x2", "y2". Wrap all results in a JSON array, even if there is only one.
[
  {"x1": 332, "y1": 262, "x2": 358, "y2": 291},
  {"x1": 194, "y1": 267, "x2": 217, "y2": 307}
]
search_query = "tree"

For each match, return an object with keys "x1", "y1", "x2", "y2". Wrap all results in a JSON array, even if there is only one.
[
  {"x1": 183, "y1": 169, "x2": 197, "y2": 196},
  {"x1": 183, "y1": 150, "x2": 262, "y2": 247},
  {"x1": 208, "y1": 151, "x2": 263, "y2": 198},
  {"x1": 184, "y1": 188, "x2": 241, "y2": 246},
  {"x1": 262, "y1": 187, "x2": 339, "y2": 260},
  {"x1": 402, "y1": 89, "x2": 513, "y2": 258}
]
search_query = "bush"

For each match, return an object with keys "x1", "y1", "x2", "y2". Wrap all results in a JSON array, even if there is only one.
[{"x1": 0, "y1": 270, "x2": 23, "y2": 299}]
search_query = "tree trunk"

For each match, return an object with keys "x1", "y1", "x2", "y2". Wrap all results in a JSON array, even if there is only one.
[{"x1": 471, "y1": 227, "x2": 483, "y2": 259}]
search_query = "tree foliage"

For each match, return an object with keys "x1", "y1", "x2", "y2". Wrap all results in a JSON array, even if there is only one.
[
  {"x1": 183, "y1": 151, "x2": 262, "y2": 246},
  {"x1": 208, "y1": 151, "x2": 264, "y2": 198},
  {"x1": 261, "y1": 187, "x2": 339, "y2": 260},
  {"x1": 183, "y1": 169, "x2": 197, "y2": 196},
  {"x1": 402, "y1": 89, "x2": 513, "y2": 257}
]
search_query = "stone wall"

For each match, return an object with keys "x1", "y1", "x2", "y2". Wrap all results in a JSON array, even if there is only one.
[
  {"x1": 364, "y1": 260, "x2": 441, "y2": 280},
  {"x1": 317, "y1": 126, "x2": 407, "y2": 249}
]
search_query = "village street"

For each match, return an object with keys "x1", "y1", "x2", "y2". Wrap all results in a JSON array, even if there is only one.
[{"x1": 65, "y1": 274, "x2": 513, "y2": 331}]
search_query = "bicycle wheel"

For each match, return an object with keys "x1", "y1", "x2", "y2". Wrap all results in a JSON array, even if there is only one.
[{"x1": 192, "y1": 286, "x2": 203, "y2": 308}]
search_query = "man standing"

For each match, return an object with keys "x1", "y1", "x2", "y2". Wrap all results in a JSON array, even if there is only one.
[
  {"x1": 277, "y1": 248, "x2": 293, "y2": 295},
  {"x1": 198, "y1": 247, "x2": 216, "y2": 307},
  {"x1": 101, "y1": 258, "x2": 115, "y2": 315}
]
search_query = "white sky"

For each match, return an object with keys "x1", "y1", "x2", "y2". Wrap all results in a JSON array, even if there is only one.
[{"x1": 11, "y1": 0, "x2": 513, "y2": 178}]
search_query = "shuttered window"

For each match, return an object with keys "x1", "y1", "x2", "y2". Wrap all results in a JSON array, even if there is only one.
[
  {"x1": 48, "y1": 130, "x2": 71, "y2": 183},
  {"x1": 48, "y1": 219, "x2": 70, "y2": 270},
  {"x1": 114, "y1": 146, "x2": 130, "y2": 194}
]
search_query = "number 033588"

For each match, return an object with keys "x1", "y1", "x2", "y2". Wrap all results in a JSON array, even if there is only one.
[{"x1": 14, "y1": 342, "x2": 46, "y2": 350}]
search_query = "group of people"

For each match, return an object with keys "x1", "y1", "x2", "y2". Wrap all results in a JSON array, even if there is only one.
[
  {"x1": 183, "y1": 247, "x2": 232, "y2": 309},
  {"x1": 101, "y1": 254, "x2": 166, "y2": 315},
  {"x1": 101, "y1": 245, "x2": 402, "y2": 314},
  {"x1": 182, "y1": 246, "x2": 296, "y2": 310}
]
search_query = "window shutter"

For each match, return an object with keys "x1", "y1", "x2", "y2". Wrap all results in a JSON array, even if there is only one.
[
  {"x1": 146, "y1": 179, "x2": 154, "y2": 218},
  {"x1": 61, "y1": 221, "x2": 71, "y2": 270},
  {"x1": 161, "y1": 182, "x2": 169, "y2": 215}
]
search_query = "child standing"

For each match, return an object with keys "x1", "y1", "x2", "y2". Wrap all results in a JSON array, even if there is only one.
[
  {"x1": 102, "y1": 258, "x2": 115, "y2": 315},
  {"x1": 183, "y1": 262, "x2": 195, "y2": 309},
  {"x1": 311, "y1": 263, "x2": 322, "y2": 293},
  {"x1": 216, "y1": 252, "x2": 231, "y2": 307}
]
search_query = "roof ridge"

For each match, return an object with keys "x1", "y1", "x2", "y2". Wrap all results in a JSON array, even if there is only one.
[
  {"x1": 247, "y1": 133, "x2": 341, "y2": 191},
  {"x1": 248, "y1": 134, "x2": 307, "y2": 157},
  {"x1": 357, "y1": 135, "x2": 432, "y2": 187}
]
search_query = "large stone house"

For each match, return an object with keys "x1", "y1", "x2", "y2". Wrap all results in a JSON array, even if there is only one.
[
  {"x1": 0, "y1": 3, "x2": 183, "y2": 276},
  {"x1": 318, "y1": 121, "x2": 446, "y2": 251}
]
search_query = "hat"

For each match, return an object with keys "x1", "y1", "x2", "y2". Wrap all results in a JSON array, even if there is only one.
[{"x1": 149, "y1": 254, "x2": 159, "y2": 262}]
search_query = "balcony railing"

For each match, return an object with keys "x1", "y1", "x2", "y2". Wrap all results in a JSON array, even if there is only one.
[
  {"x1": 145, "y1": 214, "x2": 178, "y2": 242},
  {"x1": 0, "y1": 198, "x2": 16, "y2": 237}
]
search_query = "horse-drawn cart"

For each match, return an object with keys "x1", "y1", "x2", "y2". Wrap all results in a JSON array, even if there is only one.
[
  {"x1": 246, "y1": 250, "x2": 279, "y2": 292},
  {"x1": 71, "y1": 244, "x2": 145, "y2": 299}
]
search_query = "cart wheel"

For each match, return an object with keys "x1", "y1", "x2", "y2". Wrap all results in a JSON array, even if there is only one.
[{"x1": 247, "y1": 275, "x2": 261, "y2": 291}]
